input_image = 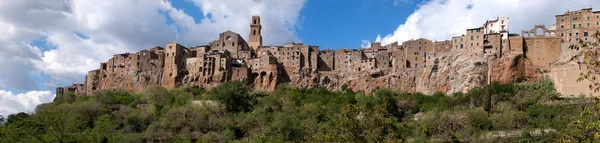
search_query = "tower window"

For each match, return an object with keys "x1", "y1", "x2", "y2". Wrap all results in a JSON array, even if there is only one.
[
  {"x1": 254, "y1": 20, "x2": 256, "y2": 24},
  {"x1": 253, "y1": 30, "x2": 256, "y2": 35}
]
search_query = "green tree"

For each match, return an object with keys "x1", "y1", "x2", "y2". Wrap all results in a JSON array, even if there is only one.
[
  {"x1": 209, "y1": 81, "x2": 253, "y2": 113},
  {"x1": 6, "y1": 112, "x2": 30, "y2": 125}
]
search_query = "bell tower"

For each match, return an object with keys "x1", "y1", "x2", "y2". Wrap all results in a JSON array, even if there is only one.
[{"x1": 249, "y1": 15, "x2": 262, "y2": 51}]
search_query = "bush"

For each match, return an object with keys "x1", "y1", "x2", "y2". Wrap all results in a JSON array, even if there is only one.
[
  {"x1": 54, "y1": 91, "x2": 76, "y2": 104},
  {"x1": 93, "y1": 90, "x2": 139, "y2": 106},
  {"x1": 210, "y1": 81, "x2": 253, "y2": 113},
  {"x1": 467, "y1": 109, "x2": 492, "y2": 131}
]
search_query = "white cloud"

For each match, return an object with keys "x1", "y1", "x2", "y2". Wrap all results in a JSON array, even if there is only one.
[
  {"x1": 0, "y1": 90, "x2": 54, "y2": 116},
  {"x1": 374, "y1": 0, "x2": 600, "y2": 45},
  {"x1": 162, "y1": 0, "x2": 306, "y2": 46}
]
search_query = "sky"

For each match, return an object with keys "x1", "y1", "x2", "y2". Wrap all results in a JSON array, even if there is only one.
[{"x1": 1, "y1": 0, "x2": 599, "y2": 116}]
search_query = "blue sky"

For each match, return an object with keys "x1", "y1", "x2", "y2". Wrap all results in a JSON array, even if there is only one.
[
  {"x1": 2, "y1": 0, "x2": 600, "y2": 116},
  {"x1": 296, "y1": 0, "x2": 418, "y2": 48}
]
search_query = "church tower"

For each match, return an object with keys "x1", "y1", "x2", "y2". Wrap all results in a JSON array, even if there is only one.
[{"x1": 249, "y1": 15, "x2": 262, "y2": 51}]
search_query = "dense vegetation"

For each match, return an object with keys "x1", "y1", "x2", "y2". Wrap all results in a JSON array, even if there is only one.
[{"x1": 0, "y1": 79, "x2": 597, "y2": 142}]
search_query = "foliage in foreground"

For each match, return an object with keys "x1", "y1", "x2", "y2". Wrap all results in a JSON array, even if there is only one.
[{"x1": 0, "y1": 79, "x2": 594, "y2": 142}]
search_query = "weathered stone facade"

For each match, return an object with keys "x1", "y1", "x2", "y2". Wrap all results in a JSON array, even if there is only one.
[{"x1": 57, "y1": 9, "x2": 600, "y2": 98}]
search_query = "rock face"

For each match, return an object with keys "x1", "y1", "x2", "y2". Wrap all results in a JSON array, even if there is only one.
[{"x1": 279, "y1": 51, "x2": 543, "y2": 95}]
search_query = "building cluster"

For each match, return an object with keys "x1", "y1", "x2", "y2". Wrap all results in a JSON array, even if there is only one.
[{"x1": 57, "y1": 8, "x2": 600, "y2": 97}]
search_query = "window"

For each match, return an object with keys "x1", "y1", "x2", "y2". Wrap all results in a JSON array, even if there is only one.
[
  {"x1": 588, "y1": 16, "x2": 590, "y2": 20},
  {"x1": 569, "y1": 33, "x2": 572, "y2": 36},
  {"x1": 588, "y1": 23, "x2": 590, "y2": 26},
  {"x1": 579, "y1": 24, "x2": 582, "y2": 27},
  {"x1": 585, "y1": 32, "x2": 589, "y2": 37},
  {"x1": 573, "y1": 17, "x2": 577, "y2": 21},
  {"x1": 561, "y1": 19, "x2": 564, "y2": 22},
  {"x1": 471, "y1": 36, "x2": 474, "y2": 40},
  {"x1": 460, "y1": 44, "x2": 463, "y2": 49},
  {"x1": 561, "y1": 25, "x2": 564, "y2": 28},
  {"x1": 573, "y1": 24, "x2": 576, "y2": 29}
]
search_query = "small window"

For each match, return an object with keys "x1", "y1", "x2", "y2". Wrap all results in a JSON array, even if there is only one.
[
  {"x1": 584, "y1": 32, "x2": 589, "y2": 37},
  {"x1": 561, "y1": 25, "x2": 564, "y2": 28},
  {"x1": 561, "y1": 19, "x2": 564, "y2": 22},
  {"x1": 573, "y1": 24, "x2": 576, "y2": 29}
]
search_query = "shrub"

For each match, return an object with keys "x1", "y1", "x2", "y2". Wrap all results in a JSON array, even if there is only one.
[
  {"x1": 467, "y1": 109, "x2": 492, "y2": 131},
  {"x1": 210, "y1": 81, "x2": 253, "y2": 113},
  {"x1": 93, "y1": 90, "x2": 139, "y2": 106},
  {"x1": 54, "y1": 91, "x2": 77, "y2": 104}
]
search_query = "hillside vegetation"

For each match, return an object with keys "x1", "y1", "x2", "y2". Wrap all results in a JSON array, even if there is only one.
[{"x1": 0, "y1": 79, "x2": 598, "y2": 142}]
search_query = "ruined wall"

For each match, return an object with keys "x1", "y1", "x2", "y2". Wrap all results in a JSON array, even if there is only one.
[
  {"x1": 231, "y1": 67, "x2": 250, "y2": 83},
  {"x1": 84, "y1": 70, "x2": 100, "y2": 96},
  {"x1": 509, "y1": 36, "x2": 524, "y2": 53},
  {"x1": 524, "y1": 37, "x2": 562, "y2": 68}
]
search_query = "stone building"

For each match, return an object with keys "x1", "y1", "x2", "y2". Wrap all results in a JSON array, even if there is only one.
[
  {"x1": 452, "y1": 35, "x2": 466, "y2": 51},
  {"x1": 556, "y1": 8, "x2": 600, "y2": 47},
  {"x1": 162, "y1": 42, "x2": 187, "y2": 89},
  {"x1": 249, "y1": 15, "x2": 263, "y2": 51},
  {"x1": 402, "y1": 38, "x2": 432, "y2": 68},
  {"x1": 317, "y1": 49, "x2": 335, "y2": 71},
  {"x1": 362, "y1": 42, "x2": 390, "y2": 69},
  {"x1": 209, "y1": 31, "x2": 251, "y2": 59},
  {"x1": 390, "y1": 42, "x2": 406, "y2": 72}
]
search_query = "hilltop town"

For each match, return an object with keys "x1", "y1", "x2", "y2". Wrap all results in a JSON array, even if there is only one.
[{"x1": 57, "y1": 8, "x2": 599, "y2": 98}]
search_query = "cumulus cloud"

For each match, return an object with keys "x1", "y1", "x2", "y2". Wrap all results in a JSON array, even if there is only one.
[
  {"x1": 0, "y1": 90, "x2": 54, "y2": 116},
  {"x1": 162, "y1": 0, "x2": 306, "y2": 46},
  {"x1": 374, "y1": 0, "x2": 600, "y2": 45}
]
